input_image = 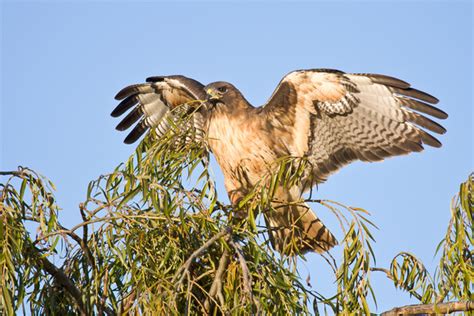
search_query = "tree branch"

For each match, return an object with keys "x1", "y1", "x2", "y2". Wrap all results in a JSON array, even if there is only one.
[
  {"x1": 381, "y1": 301, "x2": 474, "y2": 315},
  {"x1": 370, "y1": 267, "x2": 393, "y2": 280},
  {"x1": 26, "y1": 245, "x2": 87, "y2": 315},
  {"x1": 228, "y1": 239, "x2": 253, "y2": 301},
  {"x1": 0, "y1": 170, "x2": 24, "y2": 176},
  {"x1": 371, "y1": 266, "x2": 423, "y2": 301},
  {"x1": 173, "y1": 227, "x2": 232, "y2": 285},
  {"x1": 120, "y1": 289, "x2": 136, "y2": 315},
  {"x1": 204, "y1": 248, "x2": 230, "y2": 313}
]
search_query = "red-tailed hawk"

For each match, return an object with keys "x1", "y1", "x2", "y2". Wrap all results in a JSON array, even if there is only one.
[{"x1": 111, "y1": 69, "x2": 447, "y2": 254}]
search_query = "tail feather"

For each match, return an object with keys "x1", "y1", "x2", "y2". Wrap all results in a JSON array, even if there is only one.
[{"x1": 265, "y1": 201, "x2": 337, "y2": 255}]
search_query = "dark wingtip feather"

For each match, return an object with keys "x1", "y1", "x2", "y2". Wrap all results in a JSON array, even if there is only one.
[
  {"x1": 146, "y1": 76, "x2": 166, "y2": 83},
  {"x1": 392, "y1": 87, "x2": 439, "y2": 104},
  {"x1": 430, "y1": 106, "x2": 448, "y2": 119},
  {"x1": 403, "y1": 140, "x2": 424, "y2": 153},
  {"x1": 366, "y1": 74, "x2": 411, "y2": 89},
  {"x1": 398, "y1": 97, "x2": 448, "y2": 119},
  {"x1": 420, "y1": 130, "x2": 442, "y2": 148},
  {"x1": 309, "y1": 68, "x2": 345, "y2": 74},
  {"x1": 408, "y1": 88, "x2": 439, "y2": 104},
  {"x1": 115, "y1": 84, "x2": 152, "y2": 100},
  {"x1": 111, "y1": 96, "x2": 138, "y2": 117},
  {"x1": 115, "y1": 107, "x2": 142, "y2": 131},
  {"x1": 115, "y1": 85, "x2": 135, "y2": 100},
  {"x1": 408, "y1": 113, "x2": 447, "y2": 135},
  {"x1": 124, "y1": 122, "x2": 149, "y2": 144}
]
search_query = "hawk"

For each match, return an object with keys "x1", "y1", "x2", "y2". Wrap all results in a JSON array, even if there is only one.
[{"x1": 111, "y1": 69, "x2": 447, "y2": 254}]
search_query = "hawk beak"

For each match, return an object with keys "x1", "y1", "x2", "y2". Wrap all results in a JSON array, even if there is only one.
[{"x1": 206, "y1": 88, "x2": 220, "y2": 101}]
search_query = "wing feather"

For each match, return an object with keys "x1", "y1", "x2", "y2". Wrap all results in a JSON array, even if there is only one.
[
  {"x1": 111, "y1": 75, "x2": 206, "y2": 144},
  {"x1": 115, "y1": 107, "x2": 142, "y2": 131},
  {"x1": 396, "y1": 96, "x2": 448, "y2": 119},
  {"x1": 389, "y1": 87, "x2": 439, "y2": 104},
  {"x1": 360, "y1": 73, "x2": 410, "y2": 89},
  {"x1": 124, "y1": 120, "x2": 149, "y2": 144},
  {"x1": 262, "y1": 69, "x2": 447, "y2": 186},
  {"x1": 111, "y1": 95, "x2": 139, "y2": 117},
  {"x1": 115, "y1": 84, "x2": 155, "y2": 101}
]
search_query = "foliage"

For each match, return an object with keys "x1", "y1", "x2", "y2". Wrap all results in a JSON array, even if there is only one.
[
  {"x1": 383, "y1": 174, "x2": 473, "y2": 309},
  {"x1": 0, "y1": 113, "x2": 472, "y2": 315}
]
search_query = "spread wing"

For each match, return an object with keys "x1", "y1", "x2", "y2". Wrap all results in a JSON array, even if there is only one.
[
  {"x1": 262, "y1": 69, "x2": 448, "y2": 185},
  {"x1": 112, "y1": 75, "x2": 206, "y2": 144}
]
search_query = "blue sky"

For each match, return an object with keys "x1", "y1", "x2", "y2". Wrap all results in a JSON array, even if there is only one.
[{"x1": 1, "y1": 1, "x2": 472, "y2": 313}]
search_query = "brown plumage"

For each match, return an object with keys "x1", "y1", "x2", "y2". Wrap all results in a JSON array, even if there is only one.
[{"x1": 111, "y1": 69, "x2": 447, "y2": 255}]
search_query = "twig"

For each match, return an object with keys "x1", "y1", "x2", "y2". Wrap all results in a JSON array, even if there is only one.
[
  {"x1": 381, "y1": 301, "x2": 474, "y2": 315},
  {"x1": 173, "y1": 227, "x2": 231, "y2": 284},
  {"x1": 320, "y1": 251, "x2": 338, "y2": 275},
  {"x1": 370, "y1": 267, "x2": 394, "y2": 280},
  {"x1": 228, "y1": 239, "x2": 253, "y2": 300},
  {"x1": 204, "y1": 248, "x2": 230, "y2": 313},
  {"x1": 119, "y1": 289, "x2": 136, "y2": 315},
  {"x1": 79, "y1": 203, "x2": 89, "y2": 247},
  {"x1": 26, "y1": 245, "x2": 87, "y2": 315},
  {"x1": 0, "y1": 170, "x2": 25, "y2": 176},
  {"x1": 370, "y1": 266, "x2": 423, "y2": 301},
  {"x1": 34, "y1": 213, "x2": 179, "y2": 243}
]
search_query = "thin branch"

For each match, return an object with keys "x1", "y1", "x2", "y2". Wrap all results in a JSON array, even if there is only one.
[
  {"x1": 26, "y1": 245, "x2": 87, "y2": 315},
  {"x1": 120, "y1": 289, "x2": 136, "y2": 315},
  {"x1": 320, "y1": 251, "x2": 338, "y2": 275},
  {"x1": 79, "y1": 203, "x2": 89, "y2": 246},
  {"x1": 76, "y1": 204, "x2": 97, "y2": 277},
  {"x1": 33, "y1": 213, "x2": 178, "y2": 243},
  {"x1": 173, "y1": 227, "x2": 231, "y2": 284},
  {"x1": 0, "y1": 170, "x2": 25, "y2": 176},
  {"x1": 381, "y1": 301, "x2": 474, "y2": 315},
  {"x1": 370, "y1": 267, "x2": 394, "y2": 280},
  {"x1": 228, "y1": 239, "x2": 253, "y2": 300},
  {"x1": 204, "y1": 248, "x2": 230, "y2": 313}
]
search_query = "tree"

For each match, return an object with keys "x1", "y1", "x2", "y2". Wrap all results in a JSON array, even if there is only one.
[{"x1": 1, "y1": 119, "x2": 472, "y2": 315}]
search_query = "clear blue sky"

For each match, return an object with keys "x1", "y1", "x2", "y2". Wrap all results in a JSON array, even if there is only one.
[{"x1": 1, "y1": 1, "x2": 472, "y2": 313}]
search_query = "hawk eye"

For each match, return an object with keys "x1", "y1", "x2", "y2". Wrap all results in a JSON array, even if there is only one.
[{"x1": 217, "y1": 86, "x2": 228, "y2": 93}]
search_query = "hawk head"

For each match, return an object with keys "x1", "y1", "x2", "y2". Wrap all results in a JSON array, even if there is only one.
[{"x1": 204, "y1": 81, "x2": 249, "y2": 109}]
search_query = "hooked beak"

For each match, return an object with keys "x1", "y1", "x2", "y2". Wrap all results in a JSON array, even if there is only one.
[{"x1": 206, "y1": 88, "x2": 221, "y2": 101}]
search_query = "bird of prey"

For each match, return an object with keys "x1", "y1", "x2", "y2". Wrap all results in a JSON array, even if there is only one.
[{"x1": 111, "y1": 68, "x2": 447, "y2": 255}]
